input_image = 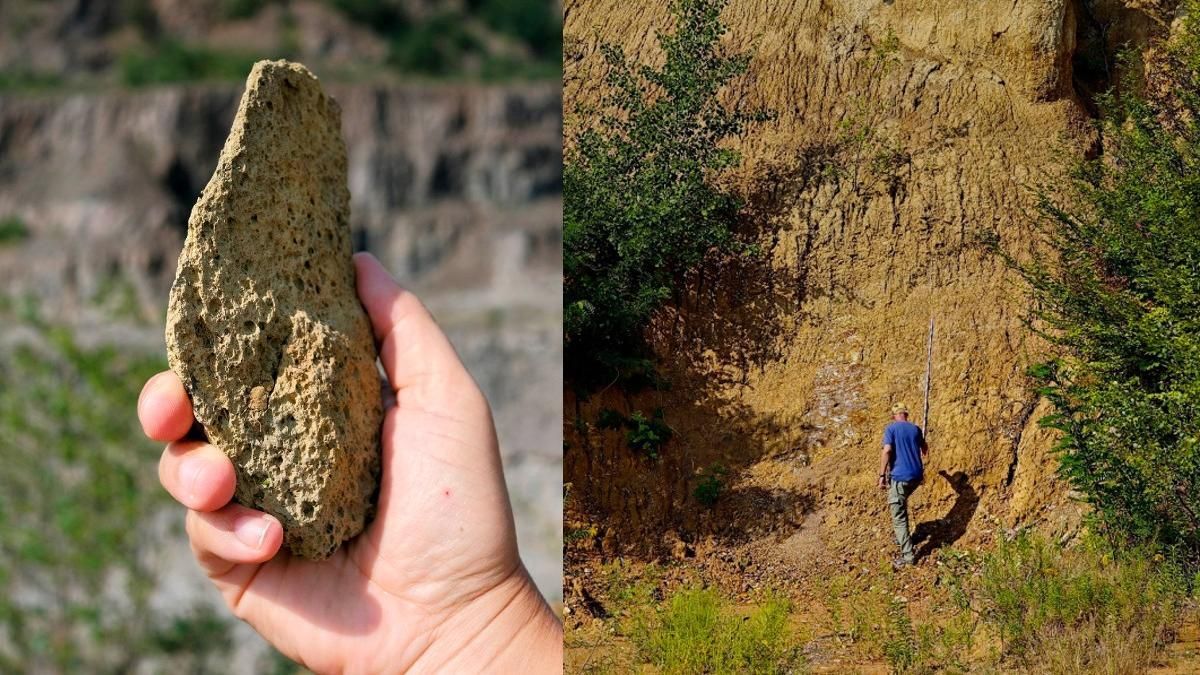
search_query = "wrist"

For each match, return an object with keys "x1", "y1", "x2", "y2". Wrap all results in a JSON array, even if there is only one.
[{"x1": 413, "y1": 564, "x2": 562, "y2": 673}]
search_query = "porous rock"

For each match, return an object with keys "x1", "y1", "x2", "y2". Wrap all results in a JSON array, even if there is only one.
[{"x1": 165, "y1": 60, "x2": 382, "y2": 560}]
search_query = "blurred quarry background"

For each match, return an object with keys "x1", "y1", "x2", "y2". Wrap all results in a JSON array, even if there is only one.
[{"x1": 0, "y1": 0, "x2": 561, "y2": 671}]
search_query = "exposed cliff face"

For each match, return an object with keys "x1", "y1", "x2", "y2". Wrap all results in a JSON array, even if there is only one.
[
  {"x1": 0, "y1": 80, "x2": 562, "y2": 598},
  {"x1": 565, "y1": 0, "x2": 1170, "y2": 581}
]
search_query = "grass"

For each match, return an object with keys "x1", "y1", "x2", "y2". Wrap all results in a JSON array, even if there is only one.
[
  {"x1": 970, "y1": 531, "x2": 1185, "y2": 673},
  {"x1": 577, "y1": 532, "x2": 1195, "y2": 673},
  {"x1": 631, "y1": 588, "x2": 801, "y2": 675},
  {"x1": 819, "y1": 563, "x2": 974, "y2": 673}
]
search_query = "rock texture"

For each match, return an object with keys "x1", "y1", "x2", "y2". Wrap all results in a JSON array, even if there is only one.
[
  {"x1": 564, "y1": 0, "x2": 1175, "y2": 581},
  {"x1": 165, "y1": 60, "x2": 382, "y2": 560}
]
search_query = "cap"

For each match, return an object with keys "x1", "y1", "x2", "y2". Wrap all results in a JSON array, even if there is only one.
[{"x1": 891, "y1": 402, "x2": 909, "y2": 415}]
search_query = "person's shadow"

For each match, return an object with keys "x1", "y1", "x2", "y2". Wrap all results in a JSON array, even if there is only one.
[{"x1": 912, "y1": 470, "x2": 978, "y2": 562}]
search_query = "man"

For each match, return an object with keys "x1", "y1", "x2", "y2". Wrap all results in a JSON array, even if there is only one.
[{"x1": 878, "y1": 402, "x2": 928, "y2": 568}]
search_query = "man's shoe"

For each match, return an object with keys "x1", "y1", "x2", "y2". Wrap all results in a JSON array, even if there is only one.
[{"x1": 892, "y1": 556, "x2": 914, "y2": 570}]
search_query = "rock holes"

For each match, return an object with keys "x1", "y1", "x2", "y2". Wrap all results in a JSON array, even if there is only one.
[
  {"x1": 301, "y1": 501, "x2": 315, "y2": 518},
  {"x1": 243, "y1": 320, "x2": 255, "y2": 331}
]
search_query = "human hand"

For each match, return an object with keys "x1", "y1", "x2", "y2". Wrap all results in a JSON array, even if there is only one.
[
  {"x1": 878, "y1": 475, "x2": 888, "y2": 491},
  {"x1": 138, "y1": 252, "x2": 562, "y2": 673}
]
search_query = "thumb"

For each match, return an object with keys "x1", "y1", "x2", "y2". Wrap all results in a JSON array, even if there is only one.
[{"x1": 353, "y1": 252, "x2": 480, "y2": 413}]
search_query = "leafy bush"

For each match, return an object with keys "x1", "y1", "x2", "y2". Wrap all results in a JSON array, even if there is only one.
[
  {"x1": 593, "y1": 408, "x2": 673, "y2": 459},
  {"x1": 220, "y1": 0, "x2": 271, "y2": 20},
  {"x1": 0, "y1": 216, "x2": 30, "y2": 245},
  {"x1": 0, "y1": 70, "x2": 63, "y2": 92},
  {"x1": 1012, "y1": 0, "x2": 1200, "y2": 565},
  {"x1": 972, "y1": 532, "x2": 1184, "y2": 672},
  {"x1": 631, "y1": 587, "x2": 800, "y2": 674},
  {"x1": 119, "y1": 40, "x2": 262, "y2": 86},
  {"x1": 467, "y1": 0, "x2": 561, "y2": 59},
  {"x1": 692, "y1": 464, "x2": 726, "y2": 507},
  {"x1": 387, "y1": 12, "x2": 480, "y2": 76},
  {"x1": 563, "y1": 0, "x2": 769, "y2": 392},
  {"x1": 625, "y1": 409, "x2": 672, "y2": 459}
]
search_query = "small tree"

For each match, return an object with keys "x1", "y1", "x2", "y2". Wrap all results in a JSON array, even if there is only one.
[
  {"x1": 563, "y1": 0, "x2": 768, "y2": 393},
  {"x1": 1016, "y1": 4, "x2": 1200, "y2": 565}
]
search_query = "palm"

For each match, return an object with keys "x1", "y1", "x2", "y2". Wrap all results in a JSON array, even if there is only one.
[
  {"x1": 209, "y1": 393, "x2": 519, "y2": 673},
  {"x1": 140, "y1": 255, "x2": 554, "y2": 673}
]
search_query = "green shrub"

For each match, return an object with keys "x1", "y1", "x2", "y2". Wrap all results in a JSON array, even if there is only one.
[
  {"x1": 119, "y1": 40, "x2": 262, "y2": 86},
  {"x1": 0, "y1": 70, "x2": 63, "y2": 92},
  {"x1": 692, "y1": 464, "x2": 726, "y2": 507},
  {"x1": 1011, "y1": 0, "x2": 1200, "y2": 564},
  {"x1": 221, "y1": 0, "x2": 272, "y2": 20},
  {"x1": 467, "y1": 0, "x2": 561, "y2": 59},
  {"x1": 593, "y1": 408, "x2": 673, "y2": 459},
  {"x1": 973, "y1": 532, "x2": 1183, "y2": 672},
  {"x1": 387, "y1": 12, "x2": 480, "y2": 76},
  {"x1": 564, "y1": 0, "x2": 770, "y2": 393},
  {"x1": 632, "y1": 587, "x2": 800, "y2": 674},
  {"x1": 625, "y1": 409, "x2": 672, "y2": 459},
  {"x1": 0, "y1": 216, "x2": 29, "y2": 245}
]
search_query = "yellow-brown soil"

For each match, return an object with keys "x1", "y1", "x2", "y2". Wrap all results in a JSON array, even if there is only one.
[{"x1": 563, "y1": 0, "x2": 1186, "y2": 595}]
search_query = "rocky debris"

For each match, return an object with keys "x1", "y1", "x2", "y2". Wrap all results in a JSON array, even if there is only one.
[{"x1": 166, "y1": 60, "x2": 382, "y2": 560}]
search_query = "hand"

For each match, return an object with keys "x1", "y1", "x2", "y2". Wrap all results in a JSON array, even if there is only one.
[
  {"x1": 138, "y1": 252, "x2": 562, "y2": 673},
  {"x1": 878, "y1": 475, "x2": 888, "y2": 491}
]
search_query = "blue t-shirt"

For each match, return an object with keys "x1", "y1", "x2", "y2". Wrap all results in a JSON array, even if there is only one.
[{"x1": 883, "y1": 420, "x2": 925, "y2": 482}]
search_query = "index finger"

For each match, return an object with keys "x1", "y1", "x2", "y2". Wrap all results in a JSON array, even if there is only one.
[{"x1": 138, "y1": 370, "x2": 195, "y2": 442}]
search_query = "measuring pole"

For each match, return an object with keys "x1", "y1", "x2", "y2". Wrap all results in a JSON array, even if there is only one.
[{"x1": 922, "y1": 316, "x2": 934, "y2": 438}]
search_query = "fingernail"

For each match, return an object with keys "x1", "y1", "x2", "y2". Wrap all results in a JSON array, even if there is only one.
[{"x1": 234, "y1": 515, "x2": 270, "y2": 549}]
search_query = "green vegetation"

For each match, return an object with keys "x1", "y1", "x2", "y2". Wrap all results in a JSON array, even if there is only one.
[
  {"x1": 468, "y1": 0, "x2": 562, "y2": 60},
  {"x1": 0, "y1": 304, "x2": 217, "y2": 671},
  {"x1": 3, "y1": 1, "x2": 560, "y2": 88},
  {"x1": 820, "y1": 562, "x2": 973, "y2": 673},
  {"x1": 0, "y1": 300, "x2": 304, "y2": 671},
  {"x1": 580, "y1": 537, "x2": 1195, "y2": 672},
  {"x1": 119, "y1": 39, "x2": 263, "y2": 87},
  {"x1": 632, "y1": 588, "x2": 799, "y2": 674},
  {"x1": 1012, "y1": 0, "x2": 1200, "y2": 566},
  {"x1": 969, "y1": 531, "x2": 1184, "y2": 672},
  {"x1": 564, "y1": 0, "x2": 770, "y2": 393},
  {"x1": 0, "y1": 216, "x2": 30, "y2": 244},
  {"x1": 692, "y1": 464, "x2": 727, "y2": 507},
  {"x1": 596, "y1": 408, "x2": 673, "y2": 460},
  {"x1": 386, "y1": 12, "x2": 481, "y2": 77},
  {"x1": 0, "y1": 70, "x2": 64, "y2": 92}
]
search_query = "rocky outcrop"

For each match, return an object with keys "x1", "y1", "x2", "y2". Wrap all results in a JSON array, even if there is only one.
[
  {"x1": 564, "y1": 0, "x2": 1171, "y2": 571},
  {"x1": 166, "y1": 61, "x2": 382, "y2": 560}
]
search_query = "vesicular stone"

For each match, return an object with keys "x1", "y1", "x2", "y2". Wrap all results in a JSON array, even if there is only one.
[{"x1": 165, "y1": 60, "x2": 383, "y2": 560}]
